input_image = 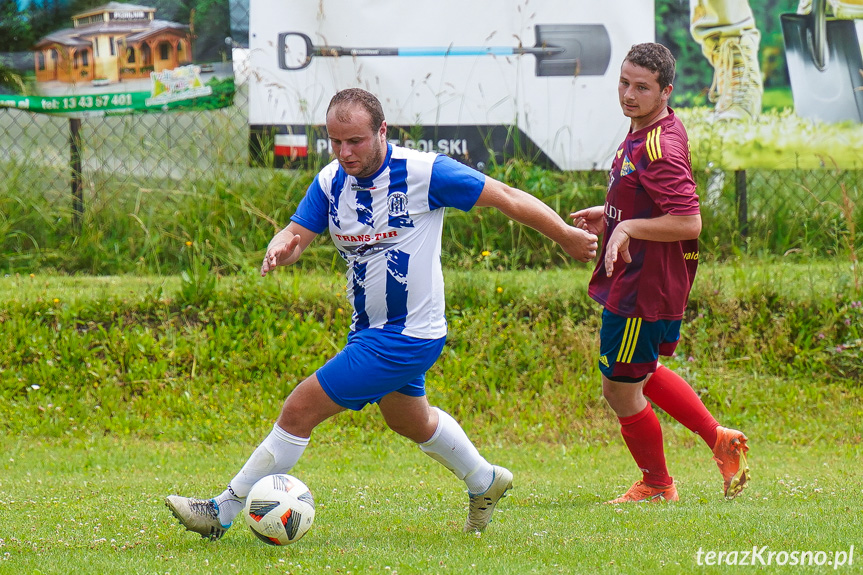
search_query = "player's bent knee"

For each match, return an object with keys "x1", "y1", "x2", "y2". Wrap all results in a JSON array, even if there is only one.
[{"x1": 385, "y1": 418, "x2": 435, "y2": 443}]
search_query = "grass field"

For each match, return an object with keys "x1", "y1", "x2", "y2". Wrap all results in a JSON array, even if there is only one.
[
  {"x1": 0, "y1": 436, "x2": 859, "y2": 575},
  {"x1": 1, "y1": 263, "x2": 861, "y2": 574},
  {"x1": 1, "y1": 105, "x2": 861, "y2": 572}
]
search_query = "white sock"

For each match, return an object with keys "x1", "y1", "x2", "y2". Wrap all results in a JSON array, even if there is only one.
[
  {"x1": 216, "y1": 424, "x2": 310, "y2": 525},
  {"x1": 213, "y1": 490, "x2": 244, "y2": 527},
  {"x1": 419, "y1": 407, "x2": 494, "y2": 494}
]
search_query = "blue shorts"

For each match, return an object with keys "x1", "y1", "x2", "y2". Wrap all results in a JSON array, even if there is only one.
[
  {"x1": 598, "y1": 309, "x2": 681, "y2": 382},
  {"x1": 316, "y1": 328, "x2": 447, "y2": 411}
]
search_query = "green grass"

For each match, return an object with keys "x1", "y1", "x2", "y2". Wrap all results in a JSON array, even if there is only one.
[
  {"x1": 1, "y1": 263, "x2": 862, "y2": 573},
  {"x1": 1, "y1": 261, "x2": 861, "y2": 443},
  {"x1": 0, "y1": 436, "x2": 859, "y2": 575}
]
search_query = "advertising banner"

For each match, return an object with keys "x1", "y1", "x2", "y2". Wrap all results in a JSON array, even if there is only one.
[
  {"x1": 657, "y1": 0, "x2": 863, "y2": 170},
  {"x1": 246, "y1": 0, "x2": 863, "y2": 171},
  {"x1": 5, "y1": 1, "x2": 863, "y2": 169},
  {"x1": 247, "y1": 0, "x2": 648, "y2": 171},
  {"x1": 0, "y1": 0, "x2": 234, "y2": 117}
]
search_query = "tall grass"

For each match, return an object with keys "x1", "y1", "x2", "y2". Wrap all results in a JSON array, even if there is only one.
[
  {"x1": 1, "y1": 263, "x2": 860, "y2": 444},
  {"x1": 2, "y1": 155, "x2": 861, "y2": 275}
]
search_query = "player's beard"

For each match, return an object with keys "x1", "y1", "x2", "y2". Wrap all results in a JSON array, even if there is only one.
[{"x1": 347, "y1": 136, "x2": 385, "y2": 179}]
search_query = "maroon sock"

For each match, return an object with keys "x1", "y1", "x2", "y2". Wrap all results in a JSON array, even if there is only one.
[
  {"x1": 643, "y1": 365, "x2": 720, "y2": 448},
  {"x1": 618, "y1": 403, "x2": 673, "y2": 487}
]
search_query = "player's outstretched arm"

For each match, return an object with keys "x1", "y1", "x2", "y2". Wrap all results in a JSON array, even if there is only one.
[
  {"x1": 261, "y1": 222, "x2": 318, "y2": 277},
  {"x1": 475, "y1": 177, "x2": 598, "y2": 262}
]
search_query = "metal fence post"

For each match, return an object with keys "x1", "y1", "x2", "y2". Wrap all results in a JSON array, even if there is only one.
[
  {"x1": 735, "y1": 169, "x2": 748, "y2": 242},
  {"x1": 70, "y1": 118, "x2": 84, "y2": 232}
]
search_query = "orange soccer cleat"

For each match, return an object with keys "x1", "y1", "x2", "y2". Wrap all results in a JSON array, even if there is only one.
[
  {"x1": 605, "y1": 480, "x2": 679, "y2": 504},
  {"x1": 712, "y1": 426, "x2": 750, "y2": 499}
]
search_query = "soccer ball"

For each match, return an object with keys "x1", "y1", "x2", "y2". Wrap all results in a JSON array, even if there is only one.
[{"x1": 244, "y1": 474, "x2": 315, "y2": 545}]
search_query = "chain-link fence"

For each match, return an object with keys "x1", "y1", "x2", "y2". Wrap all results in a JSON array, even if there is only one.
[
  {"x1": 0, "y1": 83, "x2": 247, "y2": 193},
  {"x1": 1, "y1": 82, "x2": 861, "y2": 272},
  {"x1": 693, "y1": 166, "x2": 861, "y2": 258}
]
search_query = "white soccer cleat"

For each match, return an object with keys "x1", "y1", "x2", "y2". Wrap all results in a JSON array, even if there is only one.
[
  {"x1": 708, "y1": 31, "x2": 763, "y2": 121},
  {"x1": 463, "y1": 466, "x2": 513, "y2": 533},
  {"x1": 165, "y1": 495, "x2": 230, "y2": 541}
]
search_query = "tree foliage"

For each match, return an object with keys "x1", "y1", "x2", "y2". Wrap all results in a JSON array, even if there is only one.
[{"x1": 1, "y1": 0, "x2": 231, "y2": 64}]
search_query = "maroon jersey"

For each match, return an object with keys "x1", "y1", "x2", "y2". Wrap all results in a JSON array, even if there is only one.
[{"x1": 589, "y1": 109, "x2": 700, "y2": 321}]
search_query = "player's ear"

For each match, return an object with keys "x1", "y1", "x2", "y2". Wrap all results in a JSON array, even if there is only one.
[
  {"x1": 661, "y1": 83, "x2": 673, "y2": 103},
  {"x1": 379, "y1": 121, "x2": 387, "y2": 140}
]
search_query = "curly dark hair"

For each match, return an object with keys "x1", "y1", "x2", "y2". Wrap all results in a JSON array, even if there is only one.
[
  {"x1": 327, "y1": 88, "x2": 386, "y2": 132},
  {"x1": 624, "y1": 43, "x2": 676, "y2": 89}
]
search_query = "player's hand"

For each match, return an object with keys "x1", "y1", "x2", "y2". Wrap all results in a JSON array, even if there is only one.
[
  {"x1": 604, "y1": 225, "x2": 632, "y2": 277},
  {"x1": 570, "y1": 206, "x2": 606, "y2": 236},
  {"x1": 261, "y1": 234, "x2": 302, "y2": 277},
  {"x1": 562, "y1": 226, "x2": 598, "y2": 262}
]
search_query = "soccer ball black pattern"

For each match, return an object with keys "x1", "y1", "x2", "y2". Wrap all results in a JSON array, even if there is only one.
[{"x1": 244, "y1": 474, "x2": 315, "y2": 545}]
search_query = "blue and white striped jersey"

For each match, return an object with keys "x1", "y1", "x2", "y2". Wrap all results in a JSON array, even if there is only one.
[{"x1": 291, "y1": 144, "x2": 486, "y2": 339}]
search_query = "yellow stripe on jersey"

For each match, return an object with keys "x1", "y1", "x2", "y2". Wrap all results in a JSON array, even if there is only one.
[
  {"x1": 615, "y1": 317, "x2": 642, "y2": 364},
  {"x1": 646, "y1": 126, "x2": 662, "y2": 162}
]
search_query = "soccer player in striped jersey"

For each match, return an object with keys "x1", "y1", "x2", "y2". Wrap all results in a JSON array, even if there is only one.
[
  {"x1": 166, "y1": 88, "x2": 598, "y2": 539},
  {"x1": 571, "y1": 43, "x2": 750, "y2": 504}
]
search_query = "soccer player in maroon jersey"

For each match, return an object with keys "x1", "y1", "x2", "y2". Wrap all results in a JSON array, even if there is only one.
[{"x1": 571, "y1": 43, "x2": 750, "y2": 503}]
